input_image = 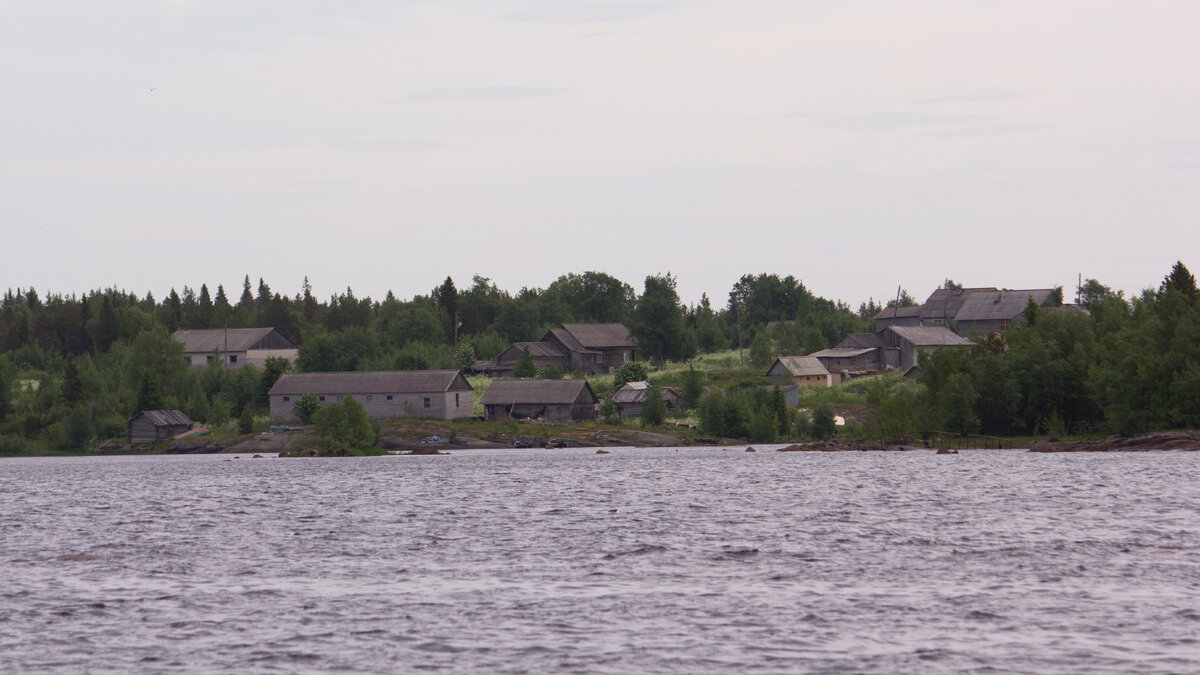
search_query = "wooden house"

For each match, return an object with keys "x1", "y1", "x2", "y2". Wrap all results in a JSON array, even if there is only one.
[
  {"x1": 173, "y1": 327, "x2": 298, "y2": 369},
  {"x1": 878, "y1": 325, "x2": 974, "y2": 370},
  {"x1": 128, "y1": 410, "x2": 192, "y2": 443},
  {"x1": 268, "y1": 370, "x2": 473, "y2": 423},
  {"x1": 480, "y1": 379, "x2": 598, "y2": 422},
  {"x1": 540, "y1": 323, "x2": 636, "y2": 374},
  {"x1": 951, "y1": 288, "x2": 1056, "y2": 336},
  {"x1": 611, "y1": 381, "x2": 683, "y2": 418},
  {"x1": 767, "y1": 356, "x2": 839, "y2": 387},
  {"x1": 488, "y1": 342, "x2": 570, "y2": 377}
]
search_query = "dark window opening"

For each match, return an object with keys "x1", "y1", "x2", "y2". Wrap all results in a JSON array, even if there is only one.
[
  {"x1": 386, "y1": 394, "x2": 393, "y2": 401},
  {"x1": 283, "y1": 396, "x2": 290, "y2": 402},
  {"x1": 423, "y1": 397, "x2": 431, "y2": 408},
  {"x1": 318, "y1": 396, "x2": 326, "y2": 401}
]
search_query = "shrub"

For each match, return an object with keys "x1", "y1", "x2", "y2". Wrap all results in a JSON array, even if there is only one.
[
  {"x1": 293, "y1": 392, "x2": 319, "y2": 424},
  {"x1": 613, "y1": 362, "x2": 649, "y2": 389}
]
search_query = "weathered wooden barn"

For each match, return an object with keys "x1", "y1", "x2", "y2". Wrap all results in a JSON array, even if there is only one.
[
  {"x1": 540, "y1": 323, "x2": 636, "y2": 374},
  {"x1": 487, "y1": 342, "x2": 571, "y2": 377},
  {"x1": 480, "y1": 379, "x2": 598, "y2": 422},
  {"x1": 878, "y1": 325, "x2": 974, "y2": 370},
  {"x1": 767, "y1": 356, "x2": 840, "y2": 388},
  {"x1": 611, "y1": 381, "x2": 683, "y2": 418},
  {"x1": 173, "y1": 327, "x2": 298, "y2": 369},
  {"x1": 268, "y1": 370, "x2": 474, "y2": 423},
  {"x1": 128, "y1": 410, "x2": 193, "y2": 443},
  {"x1": 952, "y1": 289, "x2": 1057, "y2": 336}
]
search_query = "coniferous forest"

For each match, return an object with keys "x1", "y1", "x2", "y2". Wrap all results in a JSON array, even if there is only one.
[{"x1": 1, "y1": 263, "x2": 1198, "y2": 454}]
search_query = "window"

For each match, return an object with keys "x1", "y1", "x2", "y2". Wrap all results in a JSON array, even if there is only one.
[
  {"x1": 319, "y1": 396, "x2": 326, "y2": 402},
  {"x1": 283, "y1": 396, "x2": 290, "y2": 402},
  {"x1": 229, "y1": 355, "x2": 238, "y2": 363},
  {"x1": 455, "y1": 393, "x2": 460, "y2": 407},
  {"x1": 423, "y1": 397, "x2": 431, "y2": 408},
  {"x1": 366, "y1": 395, "x2": 373, "y2": 401},
  {"x1": 386, "y1": 394, "x2": 393, "y2": 401}
]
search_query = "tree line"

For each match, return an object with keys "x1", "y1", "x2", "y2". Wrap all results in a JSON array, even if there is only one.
[{"x1": 0, "y1": 271, "x2": 873, "y2": 453}]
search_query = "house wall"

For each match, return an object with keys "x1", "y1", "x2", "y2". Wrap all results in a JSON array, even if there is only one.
[
  {"x1": 270, "y1": 390, "x2": 472, "y2": 423},
  {"x1": 485, "y1": 403, "x2": 575, "y2": 422},
  {"x1": 816, "y1": 352, "x2": 880, "y2": 373}
]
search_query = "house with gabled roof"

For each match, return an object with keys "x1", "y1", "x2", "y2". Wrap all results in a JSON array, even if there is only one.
[
  {"x1": 128, "y1": 409, "x2": 193, "y2": 443},
  {"x1": 486, "y1": 341, "x2": 571, "y2": 377},
  {"x1": 611, "y1": 381, "x2": 683, "y2": 418},
  {"x1": 541, "y1": 323, "x2": 636, "y2": 374},
  {"x1": 480, "y1": 379, "x2": 598, "y2": 422},
  {"x1": 173, "y1": 327, "x2": 297, "y2": 369},
  {"x1": 268, "y1": 370, "x2": 473, "y2": 422},
  {"x1": 952, "y1": 288, "x2": 1057, "y2": 336},
  {"x1": 767, "y1": 356, "x2": 840, "y2": 388}
]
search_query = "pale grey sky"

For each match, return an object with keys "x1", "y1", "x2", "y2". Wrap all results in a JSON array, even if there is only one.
[{"x1": 4, "y1": 1, "x2": 1198, "y2": 307}]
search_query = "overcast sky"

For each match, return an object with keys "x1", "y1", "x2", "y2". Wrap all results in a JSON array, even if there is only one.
[{"x1": 4, "y1": 1, "x2": 1198, "y2": 308}]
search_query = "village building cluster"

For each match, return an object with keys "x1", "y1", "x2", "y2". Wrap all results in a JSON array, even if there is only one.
[{"x1": 127, "y1": 286, "x2": 1069, "y2": 441}]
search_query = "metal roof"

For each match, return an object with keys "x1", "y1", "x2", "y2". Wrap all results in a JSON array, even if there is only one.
[
  {"x1": 481, "y1": 379, "x2": 597, "y2": 405},
  {"x1": 499, "y1": 341, "x2": 568, "y2": 359},
  {"x1": 612, "y1": 381, "x2": 680, "y2": 405},
  {"x1": 172, "y1": 327, "x2": 294, "y2": 353},
  {"x1": 953, "y1": 289, "x2": 1055, "y2": 322},
  {"x1": 773, "y1": 356, "x2": 830, "y2": 377},
  {"x1": 269, "y1": 370, "x2": 472, "y2": 396},
  {"x1": 810, "y1": 348, "x2": 876, "y2": 358},
  {"x1": 131, "y1": 410, "x2": 193, "y2": 426},
  {"x1": 884, "y1": 325, "x2": 975, "y2": 346}
]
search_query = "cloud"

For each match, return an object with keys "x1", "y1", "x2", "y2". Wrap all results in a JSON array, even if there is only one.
[
  {"x1": 503, "y1": 3, "x2": 668, "y2": 24},
  {"x1": 333, "y1": 139, "x2": 452, "y2": 153},
  {"x1": 912, "y1": 88, "x2": 1029, "y2": 105},
  {"x1": 389, "y1": 86, "x2": 566, "y2": 103}
]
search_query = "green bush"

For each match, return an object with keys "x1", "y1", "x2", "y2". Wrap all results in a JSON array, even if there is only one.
[
  {"x1": 312, "y1": 395, "x2": 379, "y2": 453},
  {"x1": 293, "y1": 392, "x2": 319, "y2": 424}
]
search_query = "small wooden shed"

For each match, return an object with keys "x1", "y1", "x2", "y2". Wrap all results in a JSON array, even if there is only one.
[
  {"x1": 128, "y1": 410, "x2": 193, "y2": 443},
  {"x1": 612, "y1": 381, "x2": 683, "y2": 418}
]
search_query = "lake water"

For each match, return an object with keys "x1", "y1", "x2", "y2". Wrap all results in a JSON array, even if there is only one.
[{"x1": 2, "y1": 447, "x2": 1199, "y2": 673}]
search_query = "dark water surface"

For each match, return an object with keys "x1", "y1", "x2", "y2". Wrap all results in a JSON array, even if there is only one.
[{"x1": 2, "y1": 447, "x2": 1199, "y2": 673}]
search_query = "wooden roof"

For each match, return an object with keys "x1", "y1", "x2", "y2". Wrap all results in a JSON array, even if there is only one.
[
  {"x1": 172, "y1": 327, "x2": 295, "y2": 353},
  {"x1": 954, "y1": 289, "x2": 1055, "y2": 322},
  {"x1": 884, "y1": 325, "x2": 975, "y2": 347},
  {"x1": 772, "y1": 356, "x2": 830, "y2": 377},
  {"x1": 269, "y1": 370, "x2": 472, "y2": 396},
  {"x1": 481, "y1": 379, "x2": 597, "y2": 405},
  {"x1": 836, "y1": 332, "x2": 892, "y2": 349},
  {"x1": 130, "y1": 410, "x2": 192, "y2": 427},
  {"x1": 558, "y1": 323, "x2": 636, "y2": 349}
]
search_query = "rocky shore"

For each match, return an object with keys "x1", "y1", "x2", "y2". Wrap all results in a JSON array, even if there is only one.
[{"x1": 1030, "y1": 431, "x2": 1200, "y2": 452}]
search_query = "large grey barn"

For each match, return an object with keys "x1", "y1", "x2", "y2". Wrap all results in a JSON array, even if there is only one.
[{"x1": 268, "y1": 370, "x2": 474, "y2": 423}]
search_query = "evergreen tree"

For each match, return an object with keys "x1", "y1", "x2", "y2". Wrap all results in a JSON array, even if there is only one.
[
  {"x1": 135, "y1": 369, "x2": 163, "y2": 412},
  {"x1": 62, "y1": 356, "x2": 83, "y2": 405},
  {"x1": 512, "y1": 347, "x2": 536, "y2": 378},
  {"x1": 1161, "y1": 261, "x2": 1197, "y2": 300},
  {"x1": 681, "y1": 365, "x2": 704, "y2": 409},
  {"x1": 632, "y1": 273, "x2": 687, "y2": 364},
  {"x1": 238, "y1": 405, "x2": 254, "y2": 433},
  {"x1": 641, "y1": 384, "x2": 666, "y2": 426}
]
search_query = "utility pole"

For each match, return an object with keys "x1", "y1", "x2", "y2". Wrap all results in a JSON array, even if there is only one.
[{"x1": 735, "y1": 302, "x2": 743, "y2": 366}]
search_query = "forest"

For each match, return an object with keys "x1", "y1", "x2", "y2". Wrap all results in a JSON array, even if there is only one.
[{"x1": 0, "y1": 263, "x2": 1197, "y2": 454}]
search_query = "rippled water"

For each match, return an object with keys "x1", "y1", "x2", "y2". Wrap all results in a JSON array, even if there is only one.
[{"x1": 2, "y1": 447, "x2": 1199, "y2": 673}]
